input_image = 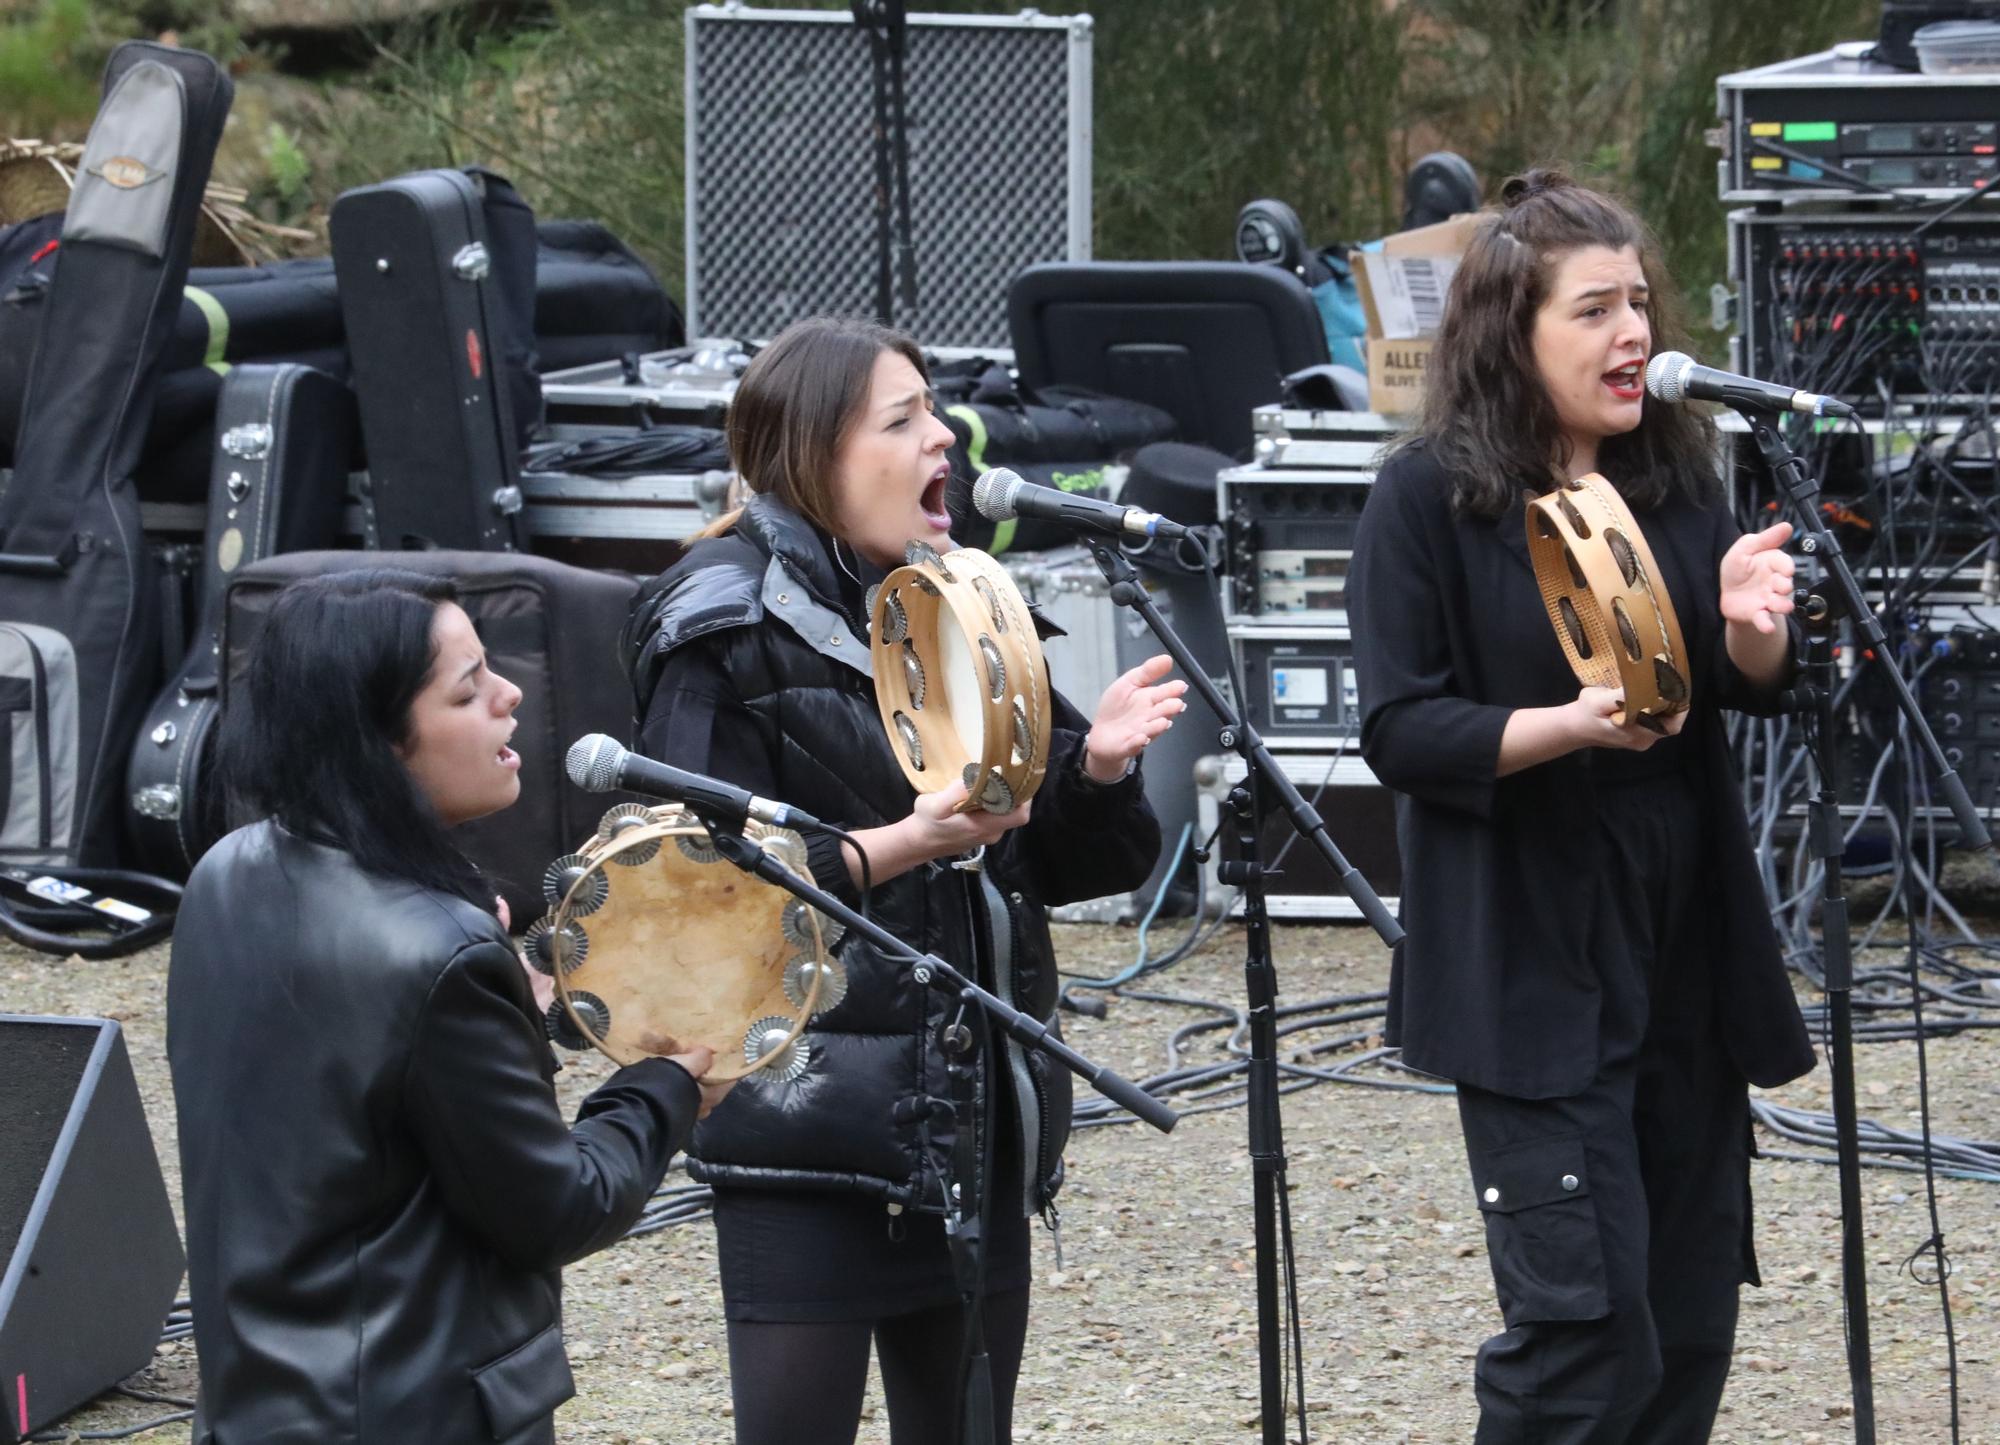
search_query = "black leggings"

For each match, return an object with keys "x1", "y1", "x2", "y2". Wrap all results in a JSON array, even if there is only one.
[{"x1": 725, "y1": 1287, "x2": 1032, "y2": 1445}]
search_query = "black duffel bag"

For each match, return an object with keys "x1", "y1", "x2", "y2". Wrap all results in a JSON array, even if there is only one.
[
  {"x1": 933, "y1": 361, "x2": 1178, "y2": 553},
  {"x1": 0, "y1": 212, "x2": 683, "y2": 500}
]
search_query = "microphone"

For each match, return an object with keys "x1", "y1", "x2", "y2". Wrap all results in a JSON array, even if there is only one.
[
  {"x1": 971, "y1": 467, "x2": 1192, "y2": 543},
  {"x1": 1644, "y1": 351, "x2": 1854, "y2": 418},
  {"x1": 565, "y1": 734, "x2": 822, "y2": 831}
]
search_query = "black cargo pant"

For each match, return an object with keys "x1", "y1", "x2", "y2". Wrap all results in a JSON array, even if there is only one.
[{"x1": 1456, "y1": 765, "x2": 1757, "y2": 1444}]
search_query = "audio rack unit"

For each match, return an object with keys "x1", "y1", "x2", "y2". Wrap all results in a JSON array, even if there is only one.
[
  {"x1": 1717, "y1": 44, "x2": 2000, "y2": 203},
  {"x1": 1729, "y1": 205, "x2": 2000, "y2": 405}
]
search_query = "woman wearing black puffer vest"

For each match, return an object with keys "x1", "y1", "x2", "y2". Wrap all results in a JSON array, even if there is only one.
[{"x1": 620, "y1": 316, "x2": 1184, "y2": 1445}]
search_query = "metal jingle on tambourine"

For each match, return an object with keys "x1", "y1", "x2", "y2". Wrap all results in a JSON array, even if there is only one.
[
  {"x1": 596, "y1": 802, "x2": 662, "y2": 864},
  {"x1": 905, "y1": 539, "x2": 953, "y2": 582},
  {"x1": 894, "y1": 710, "x2": 925, "y2": 771},
  {"x1": 546, "y1": 990, "x2": 610, "y2": 1050},
  {"x1": 746, "y1": 822, "x2": 809, "y2": 876},
  {"x1": 676, "y1": 831, "x2": 722, "y2": 865},
  {"x1": 1556, "y1": 596, "x2": 1593, "y2": 659},
  {"x1": 973, "y1": 575, "x2": 1007, "y2": 632},
  {"x1": 1564, "y1": 545, "x2": 1589, "y2": 593},
  {"x1": 782, "y1": 897, "x2": 845, "y2": 951},
  {"x1": 784, "y1": 955, "x2": 849, "y2": 1016},
  {"x1": 543, "y1": 854, "x2": 607, "y2": 914},
  {"x1": 1611, "y1": 598, "x2": 1643, "y2": 662},
  {"x1": 901, "y1": 639, "x2": 927, "y2": 708},
  {"x1": 1604, "y1": 527, "x2": 1643, "y2": 588},
  {"x1": 879, "y1": 588, "x2": 909, "y2": 644},
  {"x1": 962, "y1": 763, "x2": 1016, "y2": 814},
  {"x1": 1654, "y1": 655, "x2": 1691, "y2": 706},
  {"x1": 1556, "y1": 492, "x2": 1591, "y2": 538},
  {"x1": 1011, "y1": 701, "x2": 1032, "y2": 762},
  {"x1": 522, "y1": 914, "x2": 589, "y2": 976},
  {"x1": 743, "y1": 1015, "x2": 811, "y2": 1081},
  {"x1": 979, "y1": 636, "x2": 1007, "y2": 700}
]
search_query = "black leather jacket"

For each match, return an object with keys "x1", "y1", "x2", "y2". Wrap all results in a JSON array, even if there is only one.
[
  {"x1": 623, "y1": 496, "x2": 1160, "y2": 1221},
  {"x1": 167, "y1": 821, "x2": 700, "y2": 1444}
]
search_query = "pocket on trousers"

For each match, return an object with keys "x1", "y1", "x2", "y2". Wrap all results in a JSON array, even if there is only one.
[
  {"x1": 472, "y1": 1320, "x2": 575, "y2": 1441},
  {"x1": 1471, "y1": 1130, "x2": 1611, "y2": 1327}
]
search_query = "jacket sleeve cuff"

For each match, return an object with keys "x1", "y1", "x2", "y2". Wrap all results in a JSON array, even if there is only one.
[
  {"x1": 1051, "y1": 735, "x2": 1148, "y2": 826},
  {"x1": 803, "y1": 830, "x2": 863, "y2": 909},
  {"x1": 597, "y1": 1055, "x2": 704, "y2": 1163}
]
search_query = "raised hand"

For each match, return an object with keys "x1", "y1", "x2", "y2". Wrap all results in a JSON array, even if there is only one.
[
  {"x1": 1719, "y1": 520, "x2": 1796, "y2": 635},
  {"x1": 1083, "y1": 654, "x2": 1189, "y2": 782}
]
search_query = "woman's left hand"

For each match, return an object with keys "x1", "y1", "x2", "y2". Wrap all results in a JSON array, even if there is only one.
[
  {"x1": 1082, "y1": 654, "x2": 1189, "y2": 782},
  {"x1": 1719, "y1": 521, "x2": 1797, "y2": 635},
  {"x1": 500, "y1": 893, "x2": 558, "y2": 1014}
]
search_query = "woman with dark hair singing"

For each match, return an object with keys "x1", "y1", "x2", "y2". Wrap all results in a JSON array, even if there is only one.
[
  {"x1": 168, "y1": 570, "x2": 727, "y2": 1444},
  {"x1": 621, "y1": 315, "x2": 1186, "y2": 1444},
  {"x1": 1348, "y1": 171, "x2": 1817, "y2": 1442}
]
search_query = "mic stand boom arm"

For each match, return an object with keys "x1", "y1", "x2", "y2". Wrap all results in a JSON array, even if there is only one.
[{"x1": 694, "y1": 821, "x2": 1180, "y2": 1135}]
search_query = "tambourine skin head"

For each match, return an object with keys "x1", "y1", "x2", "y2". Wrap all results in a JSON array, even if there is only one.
[
  {"x1": 546, "y1": 807, "x2": 824, "y2": 1080},
  {"x1": 1524, "y1": 475, "x2": 1691, "y2": 727},
  {"x1": 870, "y1": 545, "x2": 1051, "y2": 813}
]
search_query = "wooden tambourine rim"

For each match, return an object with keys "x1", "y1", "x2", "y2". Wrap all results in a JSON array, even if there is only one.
[
  {"x1": 1524, "y1": 474, "x2": 1691, "y2": 727},
  {"x1": 870, "y1": 546, "x2": 1051, "y2": 814},
  {"x1": 550, "y1": 809, "x2": 822, "y2": 1079}
]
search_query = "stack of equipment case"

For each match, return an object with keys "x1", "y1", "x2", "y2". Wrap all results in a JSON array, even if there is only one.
[{"x1": 1209, "y1": 405, "x2": 1404, "y2": 919}]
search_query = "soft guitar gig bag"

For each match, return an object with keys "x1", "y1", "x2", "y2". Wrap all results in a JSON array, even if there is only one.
[
  {"x1": 0, "y1": 41, "x2": 232, "y2": 869},
  {"x1": 126, "y1": 363, "x2": 356, "y2": 876}
]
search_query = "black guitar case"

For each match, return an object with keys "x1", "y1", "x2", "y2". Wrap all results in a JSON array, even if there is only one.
[
  {"x1": 125, "y1": 363, "x2": 356, "y2": 876},
  {"x1": 330, "y1": 168, "x2": 531, "y2": 552},
  {"x1": 0, "y1": 41, "x2": 232, "y2": 878}
]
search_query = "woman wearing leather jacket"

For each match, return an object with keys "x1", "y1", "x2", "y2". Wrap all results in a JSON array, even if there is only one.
[
  {"x1": 168, "y1": 570, "x2": 727, "y2": 1444},
  {"x1": 621, "y1": 316, "x2": 1186, "y2": 1444}
]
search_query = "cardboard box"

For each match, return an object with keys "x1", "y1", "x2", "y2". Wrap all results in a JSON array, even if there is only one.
[
  {"x1": 1352, "y1": 212, "x2": 1480, "y2": 414},
  {"x1": 1367, "y1": 336, "x2": 1436, "y2": 415}
]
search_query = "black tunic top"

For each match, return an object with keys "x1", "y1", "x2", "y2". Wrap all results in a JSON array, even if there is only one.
[{"x1": 1347, "y1": 444, "x2": 1816, "y2": 1099}]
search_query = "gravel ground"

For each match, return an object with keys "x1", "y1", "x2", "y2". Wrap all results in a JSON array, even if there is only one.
[{"x1": 7, "y1": 917, "x2": 1996, "y2": 1443}]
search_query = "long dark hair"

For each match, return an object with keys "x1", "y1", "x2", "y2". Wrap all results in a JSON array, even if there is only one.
[
  {"x1": 1408, "y1": 168, "x2": 1718, "y2": 518},
  {"x1": 695, "y1": 315, "x2": 928, "y2": 538},
  {"x1": 221, "y1": 569, "x2": 490, "y2": 906}
]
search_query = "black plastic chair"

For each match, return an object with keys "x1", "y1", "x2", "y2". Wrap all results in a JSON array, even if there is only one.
[{"x1": 1008, "y1": 262, "x2": 1331, "y2": 458}]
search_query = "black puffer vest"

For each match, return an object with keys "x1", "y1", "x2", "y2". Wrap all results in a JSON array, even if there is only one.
[{"x1": 621, "y1": 497, "x2": 1160, "y2": 1220}]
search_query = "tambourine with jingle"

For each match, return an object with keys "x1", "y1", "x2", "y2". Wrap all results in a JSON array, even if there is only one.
[
  {"x1": 1524, "y1": 473, "x2": 1691, "y2": 732},
  {"x1": 870, "y1": 541, "x2": 1052, "y2": 814},
  {"x1": 528, "y1": 803, "x2": 848, "y2": 1082}
]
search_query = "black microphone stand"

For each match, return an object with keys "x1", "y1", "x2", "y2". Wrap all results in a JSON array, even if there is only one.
[
  {"x1": 690, "y1": 815, "x2": 1179, "y2": 1445},
  {"x1": 1077, "y1": 533, "x2": 1403, "y2": 1445},
  {"x1": 1744, "y1": 410, "x2": 1993, "y2": 1445}
]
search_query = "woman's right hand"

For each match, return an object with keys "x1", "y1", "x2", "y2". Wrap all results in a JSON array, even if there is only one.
[
  {"x1": 899, "y1": 778, "x2": 1031, "y2": 862},
  {"x1": 1564, "y1": 685, "x2": 1687, "y2": 751},
  {"x1": 663, "y1": 1044, "x2": 735, "y2": 1119}
]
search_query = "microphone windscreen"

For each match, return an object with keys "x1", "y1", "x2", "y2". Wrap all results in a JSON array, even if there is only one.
[
  {"x1": 971, "y1": 467, "x2": 1025, "y2": 522},
  {"x1": 566, "y1": 734, "x2": 622, "y2": 792},
  {"x1": 1644, "y1": 351, "x2": 1693, "y2": 404}
]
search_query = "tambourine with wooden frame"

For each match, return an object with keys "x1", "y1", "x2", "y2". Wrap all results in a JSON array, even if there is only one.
[
  {"x1": 1525, "y1": 473, "x2": 1692, "y2": 733},
  {"x1": 870, "y1": 541, "x2": 1052, "y2": 814},
  {"x1": 526, "y1": 803, "x2": 846, "y2": 1082}
]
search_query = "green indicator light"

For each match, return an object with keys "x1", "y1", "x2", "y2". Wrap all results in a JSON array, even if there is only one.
[{"x1": 1783, "y1": 122, "x2": 1838, "y2": 142}]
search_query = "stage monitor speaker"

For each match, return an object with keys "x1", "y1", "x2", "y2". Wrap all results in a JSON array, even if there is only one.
[{"x1": 0, "y1": 1016, "x2": 184, "y2": 1444}]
